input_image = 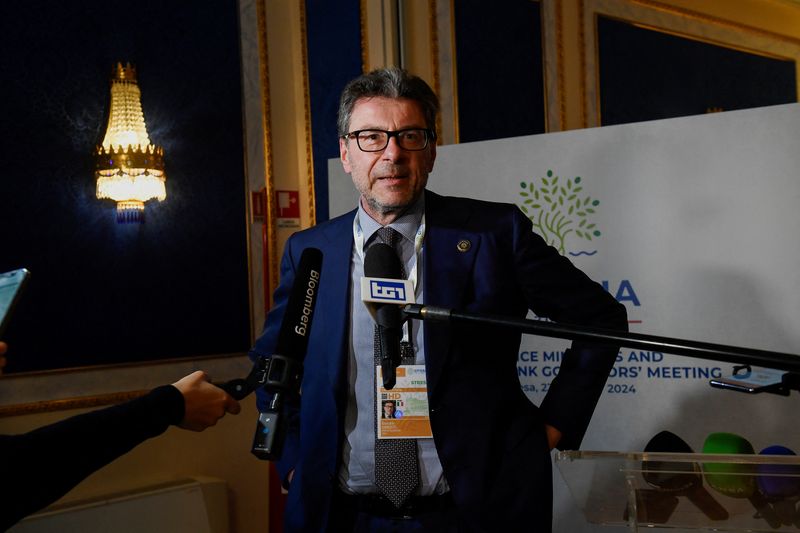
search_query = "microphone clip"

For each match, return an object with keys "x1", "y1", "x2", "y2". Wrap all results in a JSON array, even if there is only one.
[
  {"x1": 220, "y1": 353, "x2": 304, "y2": 401},
  {"x1": 218, "y1": 353, "x2": 305, "y2": 461}
]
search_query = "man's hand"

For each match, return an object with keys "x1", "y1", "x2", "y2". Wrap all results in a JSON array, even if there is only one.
[
  {"x1": 172, "y1": 370, "x2": 241, "y2": 431},
  {"x1": 545, "y1": 424, "x2": 562, "y2": 450}
]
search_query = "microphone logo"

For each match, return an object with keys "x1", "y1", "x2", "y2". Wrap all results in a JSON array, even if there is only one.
[
  {"x1": 370, "y1": 279, "x2": 407, "y2": 301},
  {"x1": 294, "y1": 268, "x2": 320, "y2": 336},
  {"x1": 361, "y1": 277, "x2": 415, "y2": 305}
]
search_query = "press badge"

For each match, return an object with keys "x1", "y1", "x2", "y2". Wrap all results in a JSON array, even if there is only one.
[{"x1": 376, "y1": 365, "x2": 432, "y2": 439}]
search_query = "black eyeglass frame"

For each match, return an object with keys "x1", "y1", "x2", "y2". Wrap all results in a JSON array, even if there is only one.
[{"x1": 342, "y1": 128, "x2": 436, "y2": 152}]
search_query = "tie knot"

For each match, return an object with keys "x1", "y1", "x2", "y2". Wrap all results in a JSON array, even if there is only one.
[{"x1": 377, "y1": 226, "x2": 401, "y2": 251}]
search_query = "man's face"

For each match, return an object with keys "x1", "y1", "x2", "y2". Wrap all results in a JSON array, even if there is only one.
[
  {"x1": 383, "y1": 402, "x2": 394, "y2": 415},
  {"x1": 340, "y1": 96, "x2": 436, "y2": 224}
]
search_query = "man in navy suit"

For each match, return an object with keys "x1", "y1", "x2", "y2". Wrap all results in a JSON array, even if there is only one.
[{"x1": 251, "y1": 67, "x2": 628, "y2": 532}]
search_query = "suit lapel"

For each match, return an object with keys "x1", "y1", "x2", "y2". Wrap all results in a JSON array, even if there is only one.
[
  {"x1": 317, "y1": 212, "x2": 356, "y2": 393},
  {"x1": 423, "y1": 191, "x2": 481, "y2": 394}
]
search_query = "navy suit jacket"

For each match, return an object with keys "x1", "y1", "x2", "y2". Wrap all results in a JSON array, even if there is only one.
[{"x1": 251, "y1": 190, "x2": 628, "y2": 532}]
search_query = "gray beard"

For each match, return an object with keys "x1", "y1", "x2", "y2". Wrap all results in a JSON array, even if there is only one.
[{"x1": 365, "y1": 197, "x2": 412, "y2": 220}]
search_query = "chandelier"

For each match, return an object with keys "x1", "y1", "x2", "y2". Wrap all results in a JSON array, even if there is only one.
[{"x1": 95, "y1": 62, "x2": 166, "y2": 223}]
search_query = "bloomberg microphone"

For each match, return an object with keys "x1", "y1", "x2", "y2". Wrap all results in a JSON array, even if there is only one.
[
  {"x1": 364, "y1": 243, "x2": 403, "y2": 390},
  {"x1": 251, "y1": 247, "x2": 323, "y2": 460}
]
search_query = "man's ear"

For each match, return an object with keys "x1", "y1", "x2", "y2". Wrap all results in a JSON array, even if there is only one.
[{"x1": 339, "y1": 137, "x2": 352, "y2": 173}]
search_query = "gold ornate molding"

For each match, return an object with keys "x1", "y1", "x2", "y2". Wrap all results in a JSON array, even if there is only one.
[
  {"x1": 299, "y1": 0, "x2": 317, "y2": 228},
  {"x1": 554, "y1": 0, "x2": 567, "y2": 130},
  {"x1": 256, "y1": 0, "x2": 279, "y2": 300},
  {"x1": 628, "y1": 0, "x2": 800, "y2": 45},
  {"x1": 428, "y1": 0, "x2": 443, "y2": 140},
  {"x1": 0, "y1": 352, "x2": 248, "y2": 416},
  {"x1": 0, "y1": 390, "x2": 147, "y2": 418},
  {"x1": 448, "y1": 0, "x2": 460, "y2": 143},
  {"x1": 360, "y1": 0, "x2": 369, "y2": 73},
  {"x1": 578, "y1": 0, "x2": 589, "y2": 128}
]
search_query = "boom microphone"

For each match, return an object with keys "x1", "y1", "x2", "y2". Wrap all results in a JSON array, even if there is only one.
[
  {"x1": 250, "y1": 247, "x2": 323, "y2": 460},
  {"x1": 364, "y1": 243, "x2": 403, "y2": 390},
  {"x1": 401, "y1": 304, "x2": 800, "y2": 374}
]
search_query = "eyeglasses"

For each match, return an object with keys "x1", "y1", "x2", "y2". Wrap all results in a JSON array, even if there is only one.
[{"x1": 343, "y1": 128, "x2": 435, "y2": 152}]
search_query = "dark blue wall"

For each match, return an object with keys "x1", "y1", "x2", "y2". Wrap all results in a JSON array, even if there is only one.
[
  {"x1": 0, "y1": 1, "x2": 250, "y2": 372},
  {"x1": 598, "y1": 16, "x2": 797, "y2": 125},
  {"x1": 454, "y1": 0, "x2": 545, "y2": 142},
  {"x1": 305, "y1": 0, "x2": 362, "y2": 222}
]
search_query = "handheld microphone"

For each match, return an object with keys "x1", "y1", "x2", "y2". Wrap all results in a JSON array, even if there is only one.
[
  {"x1": 364, "y1": 243, "x2": 403, "y2": 390},
  {"x1": 249, "y1": 247, "x2": 323, "y2": 460},
  {"x1": 757, "y1": 445, "x2": 800, "y2": 527},
  {"x1": 702, "y1": 432, "x2": 782, "y2": 528},
  {"x1": 642, "y1": 431, "x2": 729, "y2": 521}
]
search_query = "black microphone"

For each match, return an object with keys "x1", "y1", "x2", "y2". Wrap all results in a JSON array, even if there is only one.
[
  {"x1": 250, "y1": 247, "x2": 323, "y2": 460},
  {"x1": 364, "y1": 243, "x2": 403, "y2": 390},
  {"x1": 642, "y1": 431, "x2": 729, "y2": 521}
]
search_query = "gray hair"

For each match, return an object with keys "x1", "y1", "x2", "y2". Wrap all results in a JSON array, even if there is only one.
[{"x1": 337, "y1": 67, "x2": 440, "y2": 137}]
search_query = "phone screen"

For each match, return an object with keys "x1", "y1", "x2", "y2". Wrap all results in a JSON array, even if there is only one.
[
  {"x1": 0, "y1": 268, "x2": 30, "y2": 336},
  {"x1": 710, "y1": 366, "x2": 787, "y2": 394}
]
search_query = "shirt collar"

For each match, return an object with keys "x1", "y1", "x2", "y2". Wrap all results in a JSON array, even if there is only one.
[{"x1": 358, "y1": 194, "x2": 425, "y2": 249}]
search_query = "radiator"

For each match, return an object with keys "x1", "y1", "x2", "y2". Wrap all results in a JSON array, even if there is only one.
[{"x1": 9, "y1": 477, "x2": 228, "y2": 533}]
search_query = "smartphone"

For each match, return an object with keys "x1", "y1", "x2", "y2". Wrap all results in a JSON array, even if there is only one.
[
  {"x1": 0, "y1": 268, "x2": 30, "y2": 337},
  {"x1": 710, "y1": 366, "x2": 788, "y2": 395}
]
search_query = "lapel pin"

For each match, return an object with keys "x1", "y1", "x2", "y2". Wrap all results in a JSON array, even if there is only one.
[{"x1": 456, "y1": 239, "x2": 471, "y2": 252}]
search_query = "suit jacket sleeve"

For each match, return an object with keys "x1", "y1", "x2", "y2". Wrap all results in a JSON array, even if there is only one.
[{"x1": 509, "y1": 208, "x2": 628, "y2": 450}]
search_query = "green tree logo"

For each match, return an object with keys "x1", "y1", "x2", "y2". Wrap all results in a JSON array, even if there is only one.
[{"x1": 519, "y1": 170, "x2": 601, "y2": 254}]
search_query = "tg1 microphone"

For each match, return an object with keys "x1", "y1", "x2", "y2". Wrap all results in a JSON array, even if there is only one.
[
  {"x1": 364, "y1": 243, "x2": 403, "y2": 390},
  {"x1": 222, "y1": 247, "x2": 323, "y2": 460}
]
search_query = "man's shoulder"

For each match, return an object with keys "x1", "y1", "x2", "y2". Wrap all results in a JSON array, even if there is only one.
[
  {"x1": 426, "y1": 190, "x2": 523, "y2": 225},
  {"x1": 286, "y1": 209, "x2": 356, "y2": 245},
  {"x1": 428, "y1": 190, "x2": 518, "y2": 212}
]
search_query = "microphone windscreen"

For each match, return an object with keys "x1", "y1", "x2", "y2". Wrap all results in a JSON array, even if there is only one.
[
  {"x1": 643, "y1": 431, "x2": 697, "y2": 489},
  {"x1": 702, "y1": 432, "x2": 756, "y2": 498},
  {"x1": 645, "y1": 430, "x2": 694, "y2": 454},
  {"x1": 364, "y1": 243, "x2": 403, "y2": 331},
  {"x1": 757, "y1": 445, "x2": 800, "y2": 500},
  {"x1": 702, "y1": 433, "x2": 785, "y2": 528},
  {"x1": 643, "y1": 431, "x2": 729, "y2": 521},
  {"x1": 364, "y1": 243, "x2": 402, "y2": 279}
]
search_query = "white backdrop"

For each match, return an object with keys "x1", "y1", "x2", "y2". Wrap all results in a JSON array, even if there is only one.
[{"x1": 329, "y1": 103, "x2": 800, "y2": 532}]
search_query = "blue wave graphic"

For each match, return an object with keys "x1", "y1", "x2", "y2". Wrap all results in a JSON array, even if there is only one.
[{"x1": 568, "y1": 250, "x2": 597, "y2": 257}]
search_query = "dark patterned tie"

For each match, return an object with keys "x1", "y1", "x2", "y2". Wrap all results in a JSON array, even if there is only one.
[{"x1": 373, "y1": 226, "x2": 420, "y2": 507}]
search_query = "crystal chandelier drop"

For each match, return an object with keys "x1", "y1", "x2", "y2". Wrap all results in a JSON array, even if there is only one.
[{"x1": 95, "y1": 62, "x2": 166, "y2": 223}]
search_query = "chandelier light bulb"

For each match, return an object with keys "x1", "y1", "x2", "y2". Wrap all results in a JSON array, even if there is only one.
[{"x1": 95, "y1": 62, "x2": 166, "y2": 223}]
